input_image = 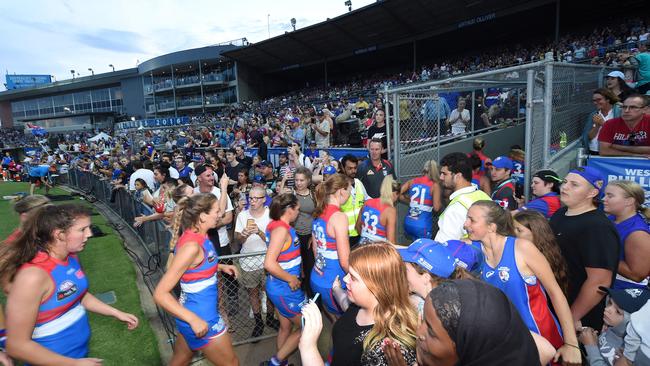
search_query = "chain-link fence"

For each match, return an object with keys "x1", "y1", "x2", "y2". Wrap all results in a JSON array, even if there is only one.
[
  {"x1": 385, "y1": 58, "x2": 622, "y2": 199},
  {"x1": 67, "y1": 169, "x2": 278, "y2": 347}
]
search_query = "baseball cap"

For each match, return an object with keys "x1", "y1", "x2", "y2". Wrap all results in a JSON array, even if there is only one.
[
  {"x1": 569, "y1": 166, "x2": 605, "y2": 193},
  {"x1": 533, "y1": 169, "x2": 562, "y2": 184},
  {"x1": 252, "y1": 175, "x2": 266, "y2": 184},
  {"x1": 399, "y1": 239, "x2": 455, "y2": 278},
  {"x1": 279, "y1": 151, "x2": 288, "y2": 157},
  {"x1": 491, "y1": 156, "x2": 514, "y2": 170},
  {"x1": 441, "y1": 240, "x2": 482, "y2": 273},
  {"x1": 323, "y1": 165, "x2": 337, "y2": 175},
  {"x1": 192, "y1": 164, "x2": 210, "y2": 177},
  {"x1": 599, "y1": 287, "x2": 650, "y2": 313},
  {"x1": 607, "y1": 71, "x2": 625, "y2": 80},
  {"x1": 256, "y1": 160, "x2": 273, "y2": 168},
  {"x1": 309, "y1": 140, "x2": 317, "y2": 145}
]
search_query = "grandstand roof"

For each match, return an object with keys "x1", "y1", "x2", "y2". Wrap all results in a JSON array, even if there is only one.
[{"x1": 223, "y1": 0, "x2": 556, "y2": 73}]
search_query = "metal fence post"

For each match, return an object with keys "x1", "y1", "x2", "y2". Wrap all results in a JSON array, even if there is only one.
[
  {"x1": 542, "y1": 61, "x2": 554, "y2": 168},
  {"x1": 384, "y1": 85, "x2": 392, "y2": 160},
  {"x1": 392, "y1": 91, "x2": 400, "y2": 177},
  {"x1": 524, "y1": 70, "x2": 535, "y2": 201}
]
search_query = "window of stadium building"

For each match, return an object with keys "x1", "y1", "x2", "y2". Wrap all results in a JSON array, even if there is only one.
[{"x1": 11, "y1": 87, "x2": 123, "y2": 119}]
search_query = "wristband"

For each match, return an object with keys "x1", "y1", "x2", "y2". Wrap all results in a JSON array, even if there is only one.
[{"x1": 564, "y1": 343, "x2": 580, "y2": 350}]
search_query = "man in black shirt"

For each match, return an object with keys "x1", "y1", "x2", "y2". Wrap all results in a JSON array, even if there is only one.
[
  {"x1": 225, "y1": 148, "x2": 242, "y2": 185},
  {"x1": 549, "y1": 166, "x2": 619, "y2": 330},
  {"x1": 235, "y1": 144, "x2": 252, "y2": 169},
  {"x1": 366, "y1": 110, "x2": 388, "y2": 160},
  {"x1": 356, "y1": 139, "x2": 395, "y2": 198}
]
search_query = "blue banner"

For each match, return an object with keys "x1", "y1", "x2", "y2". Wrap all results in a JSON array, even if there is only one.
[
  {"x1": 587, "y1": 156, "x2": 650, "y2": 206},
  {"x1": 6, "y1": 74, "x2": 52, "y2": 90},
  {"x1": 116, "y1": 117, "x2": 190, "y2": 130}
]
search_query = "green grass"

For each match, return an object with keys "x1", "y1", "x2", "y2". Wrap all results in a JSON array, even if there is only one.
[{"x1": 0, "y1": 182, "x2": 162, "y2": 366}]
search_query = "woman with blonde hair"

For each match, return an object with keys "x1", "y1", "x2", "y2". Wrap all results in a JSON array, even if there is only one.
[
  {"x1": 603, "y1": 179, "x2": 650, "y2": 289},
  {"x1": 4, "y1": 194, "x2": 51, "y2": 245},
  {"x1": 154, "y1": 193, "x2": 239, "y2": 366},
  {"x1": 299, "y1": 242, "x2": 418, "y2": 366},
  {"x1": 356, "y1": 175, "x2": 400, "y2": 244},
  {"x1": 400, "y1": 160, "x2": 442, "y2": 239},
  {"x1": 310, "y1": 173, "x2": 351, "y2": 317}
]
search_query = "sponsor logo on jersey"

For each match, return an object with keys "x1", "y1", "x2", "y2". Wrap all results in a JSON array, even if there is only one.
[{"x1": 57, "y1": 280, "x2": 78, "y2": 301}]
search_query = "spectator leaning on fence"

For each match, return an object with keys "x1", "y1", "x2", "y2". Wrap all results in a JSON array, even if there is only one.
[{"x1": 598, "y1": 94, "x2": 650, "y2": 156}]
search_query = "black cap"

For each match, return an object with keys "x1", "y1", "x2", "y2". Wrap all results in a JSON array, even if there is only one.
[{"x1": 193, "y1": 164, "x2": 211, "y2": 177}]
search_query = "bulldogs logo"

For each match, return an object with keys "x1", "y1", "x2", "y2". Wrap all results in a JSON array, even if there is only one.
[
  {"x1": 57, "y1": 280, "x2": 78, "y2": 301},
  {"x1": 498, "y1": 266, "x2": 510, "y2": 283}
]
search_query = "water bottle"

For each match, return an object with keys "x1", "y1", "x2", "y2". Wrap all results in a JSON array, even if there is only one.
[{"x1": 559, "y1": 131, "x2": 567, "y2": 149}]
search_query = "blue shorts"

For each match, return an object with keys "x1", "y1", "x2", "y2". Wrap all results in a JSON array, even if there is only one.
[
  {"x1": 175, "y1": 315, "x2": 227, "y2": 351},
  {"x1": 310, "y1": 279, "x2": 344, "y2": 316},
  {"x1": 266, "y1": 282, "x2": 306, "y2": 319},
  {"x1": 404, "y1": 218, "x2": 433, "y2": 239}
]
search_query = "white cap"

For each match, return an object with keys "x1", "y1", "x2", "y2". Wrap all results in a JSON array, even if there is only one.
[{"x1": 607, "y1": 71, "x2": 625, "y2": 79}]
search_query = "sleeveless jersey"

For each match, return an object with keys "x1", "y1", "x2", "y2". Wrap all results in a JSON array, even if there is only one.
[
  {"x1": 405, "y1": 176, "x2": 435, "y2": 239},
  {"x1": 610, "y1": 213, "x2": 650, "y2": 289},
  {"x1": 481, "y1": 237, "x2": 563, "y2": 349},
  {"x1": 359, "y1": 198, "x2": 389, "y2": 243},
  {"x1": 265, "y1": 220, "x2": 302, "y2": 288},
  {"x1": 311, "y1": 205, "x2": 346, "y2": 288},
  {"x1": 175, "y1": 231, "x2": 220, "y2": 328},
  {"x1": 21, "y1": 251, "x2": 90, "y2": 359},
  {"x1": 522, "y1": 192, "x2": 561, "y2": 218}
]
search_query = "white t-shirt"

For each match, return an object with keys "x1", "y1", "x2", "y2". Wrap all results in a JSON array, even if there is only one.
[
  {"x1": 129, "y1": 169, "x2": 156, "y2": 191},
  {"x1": 169, "y1": 167, "x2": 179, "y2": 179},
  {"x1": 449, "y1": 109, "x2": 470, "y2": 135},
  {"x1": 193, "y1": 186, "x2": 234, "y2": 247},
  {"x1": 235, "y1": 208, "x2": 271, "y2": 271},
  {"x1": 315, "y1": 119, "x2": 330, "y2": 148},
  {"x1": 589, "y1": 109, "x2": 614, "y2": 152}
]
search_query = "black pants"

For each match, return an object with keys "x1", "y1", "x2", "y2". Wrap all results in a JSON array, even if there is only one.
[{"x1": 298, "y1": 233, "x2": 315, "y2": 298}]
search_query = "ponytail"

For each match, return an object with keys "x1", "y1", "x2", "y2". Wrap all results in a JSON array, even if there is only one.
[{"x1": 313, "y1": 173, "x2": 349, "y2": 217}]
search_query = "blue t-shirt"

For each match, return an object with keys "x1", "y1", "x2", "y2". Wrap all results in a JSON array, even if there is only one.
[
  {"x1": 2, "y1": 156, "x2": 11, "y2": 165},
  {"x1": 29, "y1": 165, "x2": 50, "y2": 177}
]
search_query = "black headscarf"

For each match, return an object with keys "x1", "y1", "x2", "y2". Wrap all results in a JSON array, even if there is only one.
[{"x1": 429, "y1": 280, "x2": 539, "y2": 366}]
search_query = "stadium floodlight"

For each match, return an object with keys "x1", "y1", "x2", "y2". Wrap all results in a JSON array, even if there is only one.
[
  {"x1": 345, "y1": 0, "x2": 352, "y2": 12},
  {"x1": 70, "y1": 70, "x2": 75, "y2": 79},
  {"x1": 291, "y1": 18, "x2": 296, "y2": 31},
  {"x1": 88, "y1": 68, "x2": 94, "y2": 76},
  {"x1": 109, "y1": 64, "x2": 115, "y2": 72}
]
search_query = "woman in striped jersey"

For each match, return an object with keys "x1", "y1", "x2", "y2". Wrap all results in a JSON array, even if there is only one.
[{"x1": 154, "y1": 193, "x2": 239, "y2": 366}]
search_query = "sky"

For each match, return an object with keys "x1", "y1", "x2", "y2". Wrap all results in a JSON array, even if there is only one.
[{"x1": 0, "y1": 0, "x2": 375, "y2": 90}]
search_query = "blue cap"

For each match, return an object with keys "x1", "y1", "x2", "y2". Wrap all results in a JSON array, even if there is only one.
[
  {"x1": 279, "y1": 151, "x2": 288, "y2": 157},
  {"x1": 253, "y1": 175, "x2": 266, "y2": 184},
  {"x1": 569, "y1": 166, "x2": 605, "y2": 193},
  {"x1": 399, "y1": 239, "x2": 455, "y2": 278},
  {"x1": 599, "y1": 287, "x2": 650, "y2": 313},
  {"x1": 492, "y1": 156, "x2": 513, "y2": 170},
  {"x1": 323, "y1": 165, "x2": 337, "y2": 175},
  {"x1": 441, "y1": 240, "x2": 482, "y2": 273}
]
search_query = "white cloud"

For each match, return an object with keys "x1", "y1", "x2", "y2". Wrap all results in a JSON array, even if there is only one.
[{"x1": 0, "y1": 0, "x2": 374, "y2": 89}]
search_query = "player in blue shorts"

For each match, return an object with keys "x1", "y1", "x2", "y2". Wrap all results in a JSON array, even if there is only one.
[
  {"x1": 2, "y1": 204, "x2": 138, "y2": 365},
  {"x1": 261, "y1": 193, "x2": 306, "y2": 366},
  {"x1": 154, "y1": 193, "x2": 239, "y2": 366},
  {"x1": 310, "y1": 174, "x2": 351, "y2": 318},
  {"x1": 400, "y1": 160, "x2": 441, "y2": 239}
]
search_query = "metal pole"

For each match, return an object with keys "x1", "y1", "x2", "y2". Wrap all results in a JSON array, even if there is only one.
[
  {"x1": 413, "y1": 40, "x2": 417, "y2": 74},
  {"x1": 436, "y1": 97, "x2": 441, "y2": 162},
  {"x1": 542, "y1": 61, "x2": 554, "y2": 168},
  {"x1": 171, "y1": 65, "x2": 176, "y2": 118},
  {"x1": 384, "y1": 85, "x2": 392, "y2": 159},
  {"x1": 470, "y1": 91, "x2": 476, "y2": 136},
  {"x1": 524, "y1": 70, "x2": 535, "y2": 201},
  {"x1": 555, "y1": 0, "x2": 561, "y2": 43},
  {"x1": 391, "y1": 89, "x2": 399, "y2": 174}
]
